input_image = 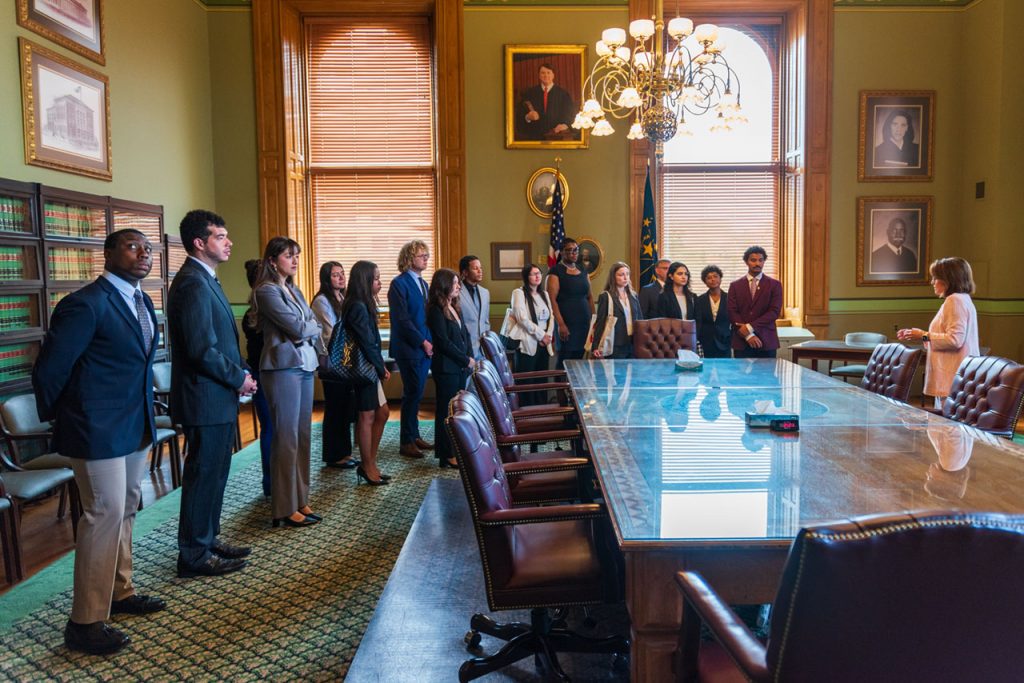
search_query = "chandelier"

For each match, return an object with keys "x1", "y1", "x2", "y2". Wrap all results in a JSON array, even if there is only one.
[{"x1": 572, "y1": 0, "x2": 747, "y2": 157}]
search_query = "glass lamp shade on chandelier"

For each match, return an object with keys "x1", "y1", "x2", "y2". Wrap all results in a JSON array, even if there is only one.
[{"x1": 572, "y1": 0, "x2": 747, "y2": 157}]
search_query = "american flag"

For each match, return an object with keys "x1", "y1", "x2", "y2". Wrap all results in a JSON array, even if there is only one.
[{"x1": 547, "y1": 178, "x2": 564, "y2": 268}]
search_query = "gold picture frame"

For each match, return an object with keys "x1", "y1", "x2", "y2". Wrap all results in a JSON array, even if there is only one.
[
  {"x1": 19, "y1": 38, "x2": 112, "y2": 181},
  {"x1": 505, "y1": 44, "x2": 588, "y2": 150},
  {"x1": 16, "y1": 0, "x2": 105, "y2": 65},
  {"x1": 526, "y1": 167, "x2": 569, "y2": 219},
  {"x1": 856, "y1": 196, "x2": 932, "y2": 286},
  {"x1": 857, "y1": 90, "x2": 935, "y2": 182},
  {"x1": 576, "y1": 236, "x2": 604, "y2": 280}
]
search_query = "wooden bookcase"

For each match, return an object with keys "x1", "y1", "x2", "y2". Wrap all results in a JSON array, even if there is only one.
[{"x1": 0, "y1": 177, "x2": 167, "y2": 398}]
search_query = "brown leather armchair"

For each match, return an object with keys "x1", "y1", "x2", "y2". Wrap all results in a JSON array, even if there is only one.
[
  {"x1": 858, "y1": 342, "x2": 923, "y2": 403},
  {"x1": 633, "y1": 318, "x2": 698, "y2": 359},
  {"x1": 941, "y1": 356, "x2": 1024, "y2": 438},
  {"x1": 479, "y1": 331, "x2": 570, "y2": 412},
  {"x1": 674, "y1": 510, "x2": 1024, "y2": 683},
  {"x1": 446, "y1": 390, "x2": 629, "y2": 682},
  {"x1": 474, "y1": 359, "x2": 577, "y2": 432}
]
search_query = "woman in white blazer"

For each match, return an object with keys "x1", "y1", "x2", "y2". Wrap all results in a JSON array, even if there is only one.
[
  {"x1": 508, "y1": 263, "x2": 554, "y2": 406},
  {"x1": 898, "y1": 257, "x2": 980, "y2": 408}
]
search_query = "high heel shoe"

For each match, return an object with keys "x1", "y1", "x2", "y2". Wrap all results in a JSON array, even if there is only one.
[
  {"x1": 272, "y1": 515, "x2": 318, "y2": 528},
  {"x1": 379, "y1": 473, "x2": 392, "y2": 482},
  {"x1": 439, "y1": 459, "x2": 458, "y2": 469},
  {"x1": 356, "y1": 466, "x2": 389, "y2": 486}
]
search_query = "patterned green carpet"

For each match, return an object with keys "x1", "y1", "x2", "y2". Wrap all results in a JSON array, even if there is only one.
[{"x1": 0, "y1": 421, "x2": 455, "y2": 681}]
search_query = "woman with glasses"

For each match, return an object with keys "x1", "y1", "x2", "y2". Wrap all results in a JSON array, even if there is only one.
[{"x1": 545, "y1": 237, "x2": 593, "y2": 369}]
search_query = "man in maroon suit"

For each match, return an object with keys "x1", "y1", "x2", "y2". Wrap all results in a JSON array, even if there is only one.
[{"x1": 726, "y1": 246, "x2": 783, "y2": 358}]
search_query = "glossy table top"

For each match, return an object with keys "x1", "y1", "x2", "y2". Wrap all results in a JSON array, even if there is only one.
[{"x1": 565, "y1": 359, "x2": 1024, "y2": 547}]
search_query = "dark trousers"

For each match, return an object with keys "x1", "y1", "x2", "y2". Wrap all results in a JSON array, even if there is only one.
[
  {"x1": 396, "y1": 356, "x2": 430, "y2": 445},
  {"x1": 178, "y1": 423, "x2": 235, "y2": 566},
  {"x1": 611, "y1": 342, "x2": 634, "y2": 359},
  {"x1": 321, "y1": 378, "x2": 354, "y2": 463},
  {"x1": 433, "y1": 370, "x2": 469, "y2": 462},
  {"x1": 734, "y1": 347, "x2": 778, "y2": 359},
  {"x1": 515, "y1": 348, "x2": 550, "y2": 406},
  {"x1": 251, "y1": 367, "x2": 273, "y2": 496},
  {"x1": 556, "y1": 347, "x2": 585, "y2": 370}
]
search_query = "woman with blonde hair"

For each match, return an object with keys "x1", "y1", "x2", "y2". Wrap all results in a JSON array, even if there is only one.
[
  {"x1": 591, "y1": 261, "x2": 642, "y2": 359},
  {"x1": 898, "y1": 257, "x2": 980, "y2": 408}
]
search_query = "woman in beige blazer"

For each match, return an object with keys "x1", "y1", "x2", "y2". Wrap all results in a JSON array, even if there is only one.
[
  {"x1": 508, "y1": 263, "x2": 554, "y2": 405},
  {"x1": 252, "y1": 237, "x2": 324, "y2": 527},
  {"x1": 898, "y1": 257, "x2": 980, "y2": 408}
]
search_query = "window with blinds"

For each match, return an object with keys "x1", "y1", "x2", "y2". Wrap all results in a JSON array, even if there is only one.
[
  {"x1": 306, "y1": 18, "x2": 435, "y2": 301},
  {"x1": 661, "y1": 24, "x2": 781, "y2": 296}
]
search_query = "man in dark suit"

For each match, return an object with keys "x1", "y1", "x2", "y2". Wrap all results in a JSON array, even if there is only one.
[
  {"x1": 168, "y1": 210, "x2": 257, "y2": 578},
  {"x1": 388, "y1": 240, "x2": 434, "y2": 458},
  {"x1": 726, "y1": 246, "x2": 783, "y2": 358},
  {"x1": 870, "y1": 217, "x2": 918, "y2": 274},
  {"x1": 517, "y1": 63, "x2": 577, "y2": 141},
  {"x1": 33, "y1": 229, "x2": 164, "y2": 655},
  {"x1": 639, "y1": 258, "x2": 669, "y2": 319}
]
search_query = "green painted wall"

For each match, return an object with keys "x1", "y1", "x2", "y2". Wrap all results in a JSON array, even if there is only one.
[
  {"x1": 464, "y1": 6, "x2": 630, "y2": 306},
  {"x1": 0, "y1": 1, "x2": 216, "y2": 234}
]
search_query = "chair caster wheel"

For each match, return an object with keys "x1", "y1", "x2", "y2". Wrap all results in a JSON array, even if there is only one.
[
  {"x1": 612, "y1": 653, "x2": 630, "y2": 672},
  {"x1": 464, "y1": 630, "x2": 481, "y2": 650}
]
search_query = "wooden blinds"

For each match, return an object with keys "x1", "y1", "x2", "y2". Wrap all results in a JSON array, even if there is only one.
[{"x1": 306, "y1": 18, "x2": 435, "y2": 300}]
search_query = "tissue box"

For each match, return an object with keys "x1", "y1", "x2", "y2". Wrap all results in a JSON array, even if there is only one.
[
  {"x1": 745, "y1": 411, "x2": 799, "y2": 428},
  {"x1": 675, "y1": 359, "x2": 703, "y2": 372}
]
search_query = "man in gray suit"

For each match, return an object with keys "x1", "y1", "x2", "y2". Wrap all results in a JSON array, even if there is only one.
[
  {"x1": 459, "y1": 254, "x2": 491, "y2": 359},
  {"x1": 168, "y1": 210, "x2": 257, "y2": 578}
]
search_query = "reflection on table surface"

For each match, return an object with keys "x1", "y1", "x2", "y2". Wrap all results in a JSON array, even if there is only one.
[{"x1": 564, "y1": 359, "x2": 1024, "y2": 546}]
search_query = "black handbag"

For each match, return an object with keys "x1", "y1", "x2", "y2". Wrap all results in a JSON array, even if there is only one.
[{"x1": 323, "y1": 320, "x2": 377, "y2": 385}]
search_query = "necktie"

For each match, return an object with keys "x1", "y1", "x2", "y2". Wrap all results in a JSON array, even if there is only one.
[
  {"x1": 749, "y1": 277, "x2": 757, "y2": 300},
  {"x1": 134, "y1": 289, "x2": 153, "y2": 351},
  {"x1": 419, "y1": 277, "x2": 428, "y2": 301},
  {"x1": 897, "y1": 248, "x2": 902, "y2": 256},
  {"x1": 543, "y1": 88, "x2": 549, "y2": 112}
]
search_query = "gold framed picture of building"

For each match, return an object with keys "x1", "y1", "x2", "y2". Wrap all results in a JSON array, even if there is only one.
[
  {"x1": 505, "y1": 44, "x2": 588, "y2": 150},
  {"x1": 19, "y1": 38, "x2": 112, "y2": 181},
  {"x1": 16, "y1": 0, "x2": 105, "y2": 65}
]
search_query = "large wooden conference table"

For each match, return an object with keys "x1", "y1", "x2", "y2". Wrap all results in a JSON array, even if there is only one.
[{"x1": 564, "y1": 358, "x2": 1024, "y2": 682}]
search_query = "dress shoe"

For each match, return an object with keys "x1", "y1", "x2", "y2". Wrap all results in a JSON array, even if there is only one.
[
  {"x1": 272, "y1": 515, "x2": 318, "y2": 528},
  {"x1": 414, "y1": 438, "x2": 435, "y2": 451},
  {"x1": 64, "y1": 620, "x2": 130, "y2": 655},
  {"x1": 110, "y1": 594, "x2": 166, "y2": 616},
  {"x1": 324, "y1": 459, "x2": 359, "y2": 469},
  {"x1": 438, "y1": 459, "x2": 458, "y2": 469},
  {"x1": 399, "y1": 443, "x2": 425, "y2": 458},
  {"x1": 211, "y1": 540, "x2": 251, "y2": 559},
  {"x1": 177, "y1": 555, "x2": 247, "y2": 578}
]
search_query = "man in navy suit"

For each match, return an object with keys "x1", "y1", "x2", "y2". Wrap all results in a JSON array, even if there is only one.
[
  {"x1": 33, "y1": 229, "x2": 165, "y2": 655},
  {"x1": 639, "y1": 258, "x2": 670, "y2": 319},
  {"x1": 168, "y1": 210, "x2": 257, "y2": 579},
  {"x1": 388, "y1": 240, "x2": 434, "y2": 458},
  {"x1": 726, "y1": 246, "x2": 783, "y2": 358}
]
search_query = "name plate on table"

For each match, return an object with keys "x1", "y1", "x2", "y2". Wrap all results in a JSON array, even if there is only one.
[{"x1": 745, "y1": 411, "x2": 799, "y2": 429}]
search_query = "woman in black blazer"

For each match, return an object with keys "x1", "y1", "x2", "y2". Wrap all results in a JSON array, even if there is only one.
[
  {"x1": 657, "y1": 261, "x2": 697, "y2": 321},
  {"x1": 592, "y1": 261, "x2": 643, "y2": 359},
  {"x1": 340, "y1": 260, "x2": 391, "y2": 486},
  {"x1": 693, "y1": 264, "x2": 732, "y2": 358},
  {"x1": 426, "y1": 268, "x2": 474, "y2": 469}
]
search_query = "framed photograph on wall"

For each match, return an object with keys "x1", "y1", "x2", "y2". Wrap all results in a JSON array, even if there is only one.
[
  {"x1": 491, "y1": 242, "x2": 531, "y2": 281},
  {"x1": 526, "y1": 167, "x2": 569, "y2": 219},
  {"x1": 858, "y1": 90, "x2": 934, "y2": 182},
  {"x1": 856, "y1": 196, "x2": 932, "y2": 286},
  {"x1": 19, "y1": 38, "x2": 112, "y2": 180},
  {"x1": 505, "y1": 44, "x2": 588, "y2": 150},
  {"x1": 16, "y1": 0, "x2": 105, "y2": 65}
]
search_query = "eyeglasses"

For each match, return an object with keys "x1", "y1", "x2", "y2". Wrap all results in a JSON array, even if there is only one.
[
  {"x1": 414, "y1": 253, "x2": 429, "y2": 259},
  {"x1": 563, "y1": 247, "x2": 579, "y2": 253}
]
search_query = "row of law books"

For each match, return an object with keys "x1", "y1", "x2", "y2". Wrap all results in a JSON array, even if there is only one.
[
  {"x1": 0, "y1": 196, "x2": 30, "y2": 233},
  {"x1": 48, "y1": 247, "x2": 102, "y2": 281},
  {"x1": 0, "y1": 343, "x2": 35, "y2": 383},
  {"x1": 44, "y1": 202, "x2": 103, "y2": 238},
  {"x1": 0, "y1": 246, "x2": 26, "y2": 280},
  {"x1": 0, "y1": 295, "x2": 35, "y2": 332}
]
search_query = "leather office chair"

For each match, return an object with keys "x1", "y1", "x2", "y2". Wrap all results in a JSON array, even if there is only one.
[
  {"x1": 858, "y1": 342, "x2": 923, "y2": 403},
  {"x1": 829, "y1": 331, "x2": 886, "y2": 382},
  {"x1": 446, "y1": 391, "x2": 629, "y2": 681},
  {"x1": 151, "y1": 361, "x2": 184, "y2": 487},
  {"x1": 940, "y1": 356, "x2": 1024, "y2": 438},
  {"x1": 479, "y1": 331, "x2": 570, "y2": 412},
  {"x1": 466, "y1": 369, "x2": 589, "y2": 504},
  {"x1": 0, "y1": 480, "x2": 22, "y2": 584},
  {"x1": 474, "y1": 359, "x2": 577, "y2": 434},
  {"x1": 674, "y1": 510, "x2": 1024, "y2": 683},
  {"x1": 633, "y1": 318, "x2": 697, "y2": 359}
]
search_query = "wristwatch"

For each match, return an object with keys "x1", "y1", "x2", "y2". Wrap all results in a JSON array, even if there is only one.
[{"x1": 922, "y1": 333, "x2": 930, "y2": 342}]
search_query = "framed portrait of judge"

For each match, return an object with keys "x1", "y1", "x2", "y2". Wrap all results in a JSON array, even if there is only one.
[
  {"x1": 505, "y1": 44, "x2": 588, "y2": 150},
  {"x1": 858, "y1": 91, "x2": 935, "y2": 182},
  {"x1": 856, "y1": 196, "x2": 932, "y2": 286}
]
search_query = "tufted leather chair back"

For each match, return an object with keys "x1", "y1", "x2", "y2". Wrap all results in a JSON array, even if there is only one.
[
  {"x1": 446, "y1": 390, "x2": 519, "y2": 590},
  {"x1": 633, "y1": 318, "x2": 697, "y2": 359},
  {"x1": 764, "y1": 510, "x2": 1024, "y2": 681},
  {"x1": 470, "y1": 360, "x2": 522, "y2": 463},
  {"x1": 942, "y1": 356, "x2": 1024, "y2": 437},
  {"x1": 858, "y1": 343, "x2": 923, "y2": 403},
  {"x1": 480, "y1": 331, "x2": 521, "y2": 410}
]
